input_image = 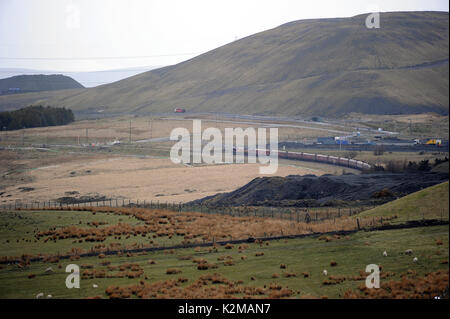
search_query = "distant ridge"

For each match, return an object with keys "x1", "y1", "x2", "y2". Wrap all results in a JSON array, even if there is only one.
[
  {"x1": 0, "y1": 11, "x2": 448, "y2": 117},
  {"x1": 0, "y1": 74, "x2": 83, "y2": 95}
]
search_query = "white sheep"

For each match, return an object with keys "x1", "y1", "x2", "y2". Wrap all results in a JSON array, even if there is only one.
[
  {"x1": 413, "y1": 257, "x2": 418, "y2": 263},
  {"x1": 405, "y1": 249, "x2": 413, "y2": 255},
  {"x1": 93, "y1": 284, "x2": 98, "y2": 288},
  {"x1": 47, "y1": 295, "x2": 52, "y2": 298},
  {"x1": 36, "y1": 292, "x2": 44, "y2": 299},
  {"x1": 323, "y1": 270, "x2": 328, "y2": 276},
  {"x1": 383, "y1": 251, "x2": 387, "y2": 257},
  {"x1": 44, "y1": 267, "x2": 53, "y2": 273}
]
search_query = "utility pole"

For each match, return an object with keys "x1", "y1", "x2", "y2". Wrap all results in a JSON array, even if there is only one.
[
  {"x1": 149, "y1": 118, "x2": 152, "y2": 140},
  {"x1": 129, "y1": 120, "x2": 132, "y2": 143}
]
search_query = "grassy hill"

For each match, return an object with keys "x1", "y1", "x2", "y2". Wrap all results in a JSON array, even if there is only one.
[
  {"x1": 0, "y1": 74, "x2": 83, "y2": 93},
  {"x1": 359, "y1": 181, "x2": 449, "y2": 222},
  {"x1": 0, "y1": 11, "x2": 448, "y2": 117}
]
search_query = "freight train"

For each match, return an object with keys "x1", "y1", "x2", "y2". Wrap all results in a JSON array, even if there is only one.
[{"x1": 236, "y1": 148, "x2": 371, "y2": 170}]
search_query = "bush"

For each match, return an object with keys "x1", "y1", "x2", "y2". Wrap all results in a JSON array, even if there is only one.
[{"x1": 166, "y1": 268, "x2": 181, "y2": 275}]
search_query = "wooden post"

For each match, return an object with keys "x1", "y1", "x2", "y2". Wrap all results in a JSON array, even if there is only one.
[{"x1": 357, "y1": 218, "x2": 360, "y2": 230}]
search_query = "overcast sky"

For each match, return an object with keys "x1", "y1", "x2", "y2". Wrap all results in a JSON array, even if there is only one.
[{"x1": 0, "y1": 0, "x2": 448, "y2": 72}]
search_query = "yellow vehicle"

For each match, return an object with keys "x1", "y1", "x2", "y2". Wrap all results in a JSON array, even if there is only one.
[{"x1": 425, "y1": 139, "x2": 442, "y2": 145}]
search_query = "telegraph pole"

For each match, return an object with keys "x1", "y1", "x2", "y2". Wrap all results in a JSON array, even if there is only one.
[
  {"x1": 149, "y1": 118, "x2": 152, "y2": 140},
  {"x1": 129, "y1": 120, "x2": 132, "y2": 143}
]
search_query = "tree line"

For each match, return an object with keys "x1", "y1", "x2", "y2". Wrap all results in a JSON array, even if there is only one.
[{"x1": 0, "y1": 105, "x2": 74, "y2": 130}]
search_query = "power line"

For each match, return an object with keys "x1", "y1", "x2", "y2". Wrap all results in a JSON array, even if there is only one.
[
  {"x1": 0, "y1": 52, "x2": 202, "y2": 61},
  {"x1": 0, "y1": 68, "x2": 155, "y2": 73}
]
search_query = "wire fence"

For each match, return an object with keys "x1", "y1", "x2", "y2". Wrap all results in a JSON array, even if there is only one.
[
  {"x1": 0, "y1": 198, "x2": 373, "y2": 223},
  {"x1": 1, "y1": 199, "x2": 448, "y2": 264}
]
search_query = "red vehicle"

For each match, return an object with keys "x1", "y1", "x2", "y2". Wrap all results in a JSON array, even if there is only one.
[{"x1": 174, "y1": 108, "x2": 186, "y2": 113}]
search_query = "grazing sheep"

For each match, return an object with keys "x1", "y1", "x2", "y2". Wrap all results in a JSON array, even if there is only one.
[
  {"x1": 36, "y1": 292, "x2": 44, "y2": 299},
  {"x1": 44, "y1": 267, "x2": 54, "y2": 273},
  {"x1": 413, "y1": 257, "x2": 418, "y2": 263},
  {"x1": 47, "y1": 295, "x2": 52, "y2": 298},
  {"x1": 405, "y1": 249, "x2": 413, "y2": 255},
  {"x1": 383, "y1": 251, "x2": 388, "y2": 257},
  {"x1": 323, "y1": 270, "x2": 328, "y2": 276},
  {"x1": 93, "y1": 284, "x2": 98, "y2": 288}
]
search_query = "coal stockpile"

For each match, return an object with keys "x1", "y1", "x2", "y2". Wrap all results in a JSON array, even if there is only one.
[{"x1": 190, "y1": 172, "x2": 449, "y2": 207}]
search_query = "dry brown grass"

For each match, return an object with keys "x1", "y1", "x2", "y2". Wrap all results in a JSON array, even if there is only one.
[
  {"x1": 104, "y1": 272, "x2": 280, "y2": 299},
  {"x1": 31, "y1": 206, "x2": 384, "y2": 250},
  {"x1": 345, "y1": 269, "x2": 449, "y2": 299},
  {"x1": 3, "y1": 154, "x2": 320, "y2": 205},
  {"x1": 166, "y1": 268, "x2": 182, "y2": 275},
  {"x1": 0, "y1": 204, "x2": 391, "y2": 263}
]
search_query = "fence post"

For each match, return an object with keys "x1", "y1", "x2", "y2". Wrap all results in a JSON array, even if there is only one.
[{"x1": 357, "y1": 218, "x2": 360, "y2": 230}]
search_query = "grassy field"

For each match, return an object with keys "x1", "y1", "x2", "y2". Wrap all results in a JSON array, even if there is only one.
[
  {"x1": 360, "y1": 181, "x2": 449, "y2": 223},
  {"x1": 0, "y1": 224, "x2": 447, "y2": 299},
  {"x1": 0, "y1": 181, "x2": 448, "y2": 299},
  {"x1": 0, "y1": 206, "x2": 387, "y2": 261}
]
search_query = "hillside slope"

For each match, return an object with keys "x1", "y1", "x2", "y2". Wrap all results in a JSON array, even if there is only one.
[
  {"x1": 359, "y1": 181, "x2": 449, "y2": 222},
  {"x1": 0, "y1": 74, "x2": 83, "y2": 93},
  {"x1": 0, "y1": 11, "x2": 448, "y2": 116}
]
